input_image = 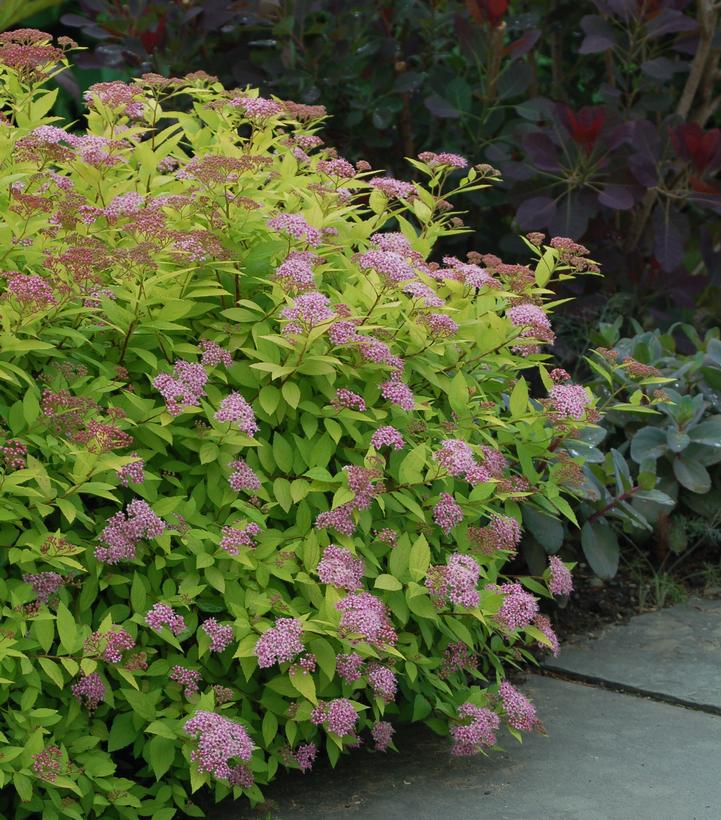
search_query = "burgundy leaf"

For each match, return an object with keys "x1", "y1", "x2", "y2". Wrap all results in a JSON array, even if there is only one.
[
  {"x1": 579, "y1": 15, "x2": 616, "y2": 53},
  {"x1": 628, "y1": 154, "x2": 658, "y2": 187},
  {"x1": 640, "y1": 57, "x2": 683, "y2": 80},
  {"x1": 598, "y1": 184, "x2": 634, "y2": 210},
  {"x1": 423, "y1": 94, "x2": 460, "y2": 119},
  {"x1": 522, "y1": 132, "x2": 561, "y2": 171},
  {"x1": 646, "y1": 9, "x2": 698, "y2": 37},
  {"x1": 507, "y1": 29, "x2": 540, "y2": 59},
  {"x1": 652, "y1": 205, "x2": 685, "y2": 272},
  {"x1": 516, "y1": 196, "x2": 557, "y2": 230}
]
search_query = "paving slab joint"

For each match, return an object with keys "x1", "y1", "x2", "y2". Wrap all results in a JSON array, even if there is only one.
[{"x1": 532, "y1": 667, "x2": 721, "y2": 717}]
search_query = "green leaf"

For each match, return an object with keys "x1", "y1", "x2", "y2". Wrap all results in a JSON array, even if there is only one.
[
  {"x1": 108, "y1": 713, "x2": 138, "y2": 752},
  {"x1": 581, "y1": 521, "x2": 619, "y2": 579},
  {"x1": 398, "y1": 444, "x2": 426, "y2": 484},
  {"x1": 309, "y1": 638, "x2": 336, "y2": 679},
  {"x1": 56, "y1": 602, "x2": 78, "y2": 653},
  {"x1": 672, "y1": 457, "x2": 711, "y2": 494},
  {"x1": 38, "y1": 657, "x2": 64, "y2": 688},
  {"x1": 148, "y1": 735, "x2": 175, "y2": 780},
  {"x1": 509, "y1": 377, "x2": 529, "y2": 418},
  {"x1": 262, "y1": 711, "x2": 278, "y2": 746},
  {"x1": 630, "y1": 427, "x2": 667, "y2": 463},
  {"x1": 290, "y1": 669, "x2": 317, "y2": 704},
  {"x1": 259, "y1": 385, "x2": 281, "y2": 415},
  {"x1": 688, "y1": 417, "x2": 721, "y2": 447},
  {"x1": 374, "y1": 574, "x2": 403, "y2": 591},
  {"x1": 666, "y1": 429, "x2": 690, "y2": 453},
  {"x1": 408, "y1": 535, "x2": 430, "y2": 581},
  {"x1": 521, "y1": 508, "x2": 563, "y2": 554},
  {"x1": 273, "y1": 433, "x2": 294, "y2": 472},
  {"x1": 282, "y1": 381, "x2": 301, "y2": 408}
]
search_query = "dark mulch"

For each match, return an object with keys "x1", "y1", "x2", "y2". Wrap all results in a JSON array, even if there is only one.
[{"x1": 546, "y1": 561, "x2": 641, "y2": 644}]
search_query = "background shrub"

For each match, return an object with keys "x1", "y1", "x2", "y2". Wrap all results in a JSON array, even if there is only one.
[{"x1": 0, "y1": 32, "x2": 596, "y2": 818}]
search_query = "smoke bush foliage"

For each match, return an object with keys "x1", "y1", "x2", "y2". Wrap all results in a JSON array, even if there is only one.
[{"x1": 0, "y1": 31, "x2": 597, "y2": 819}]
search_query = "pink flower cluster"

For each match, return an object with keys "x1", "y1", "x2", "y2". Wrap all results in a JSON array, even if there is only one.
[
  {"x1": 228, "y1": 459, "x2": 261, "y2": 492},
  {"x1": 418, "y1": 151, "x2": 468, "y2": 168},
  {"x1": 281, "y1": 291, "x2": 335, "y2": 333},
  {"x1": 99, "y1": 628, "x2": 135, "y2": 662},
  {"x1": 267, "y1": 213, "x2": 322, "y2": 246},
  {"x1": 451, "y1": 703, "x2": 500, "y2": 756},
  {"x1": 380, "y1": 376, "x2": 414, "y2": 411},
  {"x1": 33, "y1": 745, "x2": 62, "y2": 781},
  {"x1": 95, "y1": 500, "x2": 166, "y2": 564},
  {"x1": 403, "y1": 280, "x2": 444, "y2": 307},
  {"x1": 170, "y1": 665, "x2": 202, "y2": 697},
  {"x1": 374, "y1": 527, "x2": 398, "y2": 547},
  {"x1": 356, "y1": 249, "x2": 415, "y2": 285},
  {"x1": 433, "y1": 439, "x2": 474, "y2": 476},
  {"x1": 220, "y1": 522, "x2": 261, "y2": 555},
  {"x1": 499, "y1": 681, "x2": 542, "y2": 733},
  {"x1": 5, "y1": 272, "x2": 57, "y2": 306},
  {"x1": 199, "y1": 339, "x2": 233, "y2": 367},
  {"x1": 117, "y1": 455, "x2": 145, "y2": 487},
  {"x1": 317, "y1": 544, "x2": 365, "y2": 590},
  {"x1": 314, "y1": 503, "x2": 355, "y2": 535},
  {"x1": 371, "y1": 721, "x2": 394, "y2": 751},
  {"x1": 1, "y1": 438, "x2": 27, "y2": 470},
  {"x1": 433, "y1": 493, "x2": 464, "y2": 533},
  {"x1": 255, "y1": 617, "x2": 303, "y2": 668},
  {"x1": 336, "y1": 592, "x2": 397, "y2": 645},
  {"x1": 215, "y1": 392, "x2": 258, "y2": 436},
  {"x1": 23, "y1": 571, "x2": 64, "y2": 603},
  {"x1": 153, "y1": 360, "x2": 208, "y2": 416},
  {"x1": 369, "y1": 176, "x2": 416, "y2": 199},
  {"x1": 492, "y1": 582, "x2": 539, "y2": 630},
  {"x1": 332, "y1": 388, "x2": 366, "y2": 412},
  {"x1": 426, "y1": 553, "x2": 481, "y2": 608},
  {"x1": 441, "y1": 256, "x2": 497, "y2": 289},
  {"x1": 533, "y1": 614, "x2": 560, "y2": 656},
  {"x1": 145, "y1": 603, "x2": 187, "y2": 635},
  {"x1": 72, "y1": 672, "x2": 106, "y2": 710},
  {"x1": 315, "y1": 465, "x2": 380, "y2": 534},
  {"x1": 317, "y1": 157, "x2": 355, "y2": 177},
  {"x1": 440, "y1": 641, "x2": 477, "y2": 679},
  {"x1": 548, "y1": 555, "x2": 573, "y2": 595},
  {"x1": 507, "y1": 303, "x2": 555, "y2": 354},
  {"x1": 274, "y1": 250, "x2": 319, "y2": 292},
  {"x1": 202, "y1": 618, "x2": 234, "y2": 652},
  {"x1": 336, "y1": 651, "x2": 364, "y2": 682},
  {"x1": 85, "y1": 81, "x2": 145, "y2": 118},
  {"x1": 184, "y1": 710, "x2": 253, "y2": 781},
  {"x1": 469, "y1": 514, "x2": 522, "y2": 555},
  {"x1": 371, "y1": 425, "x2": 404, "y2": 450},
  {"x1": 295, "y1": 742, "x2": 317, "y2": 772},
  {"x1": 233, "y1": 96, "x2": 282, "y2": 118},
  {"x1": 367, "y1": 663, "x2": 397, "y2": 702},
  {"x1": 103, "y1": 191, "x2": 143, "y2": 219},
  {"x1": 548, "y1": 384, "x2": 590, "y2": 420},
  {"x1": 310, "y1": 698, "x2": 358, "y2": 736},
  {"x1": 422, "y1": 313, "x2": 459, "y2": 337}
]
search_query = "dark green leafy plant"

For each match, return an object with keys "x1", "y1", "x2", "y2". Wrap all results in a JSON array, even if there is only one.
[
  {"x1": 535, "y1": 321, "x2": 721, "y2": 581},
  {"x1": 0, "y1": 31, "x2": 595, "y2": 818}
]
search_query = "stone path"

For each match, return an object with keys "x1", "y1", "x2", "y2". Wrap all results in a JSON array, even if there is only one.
[{"x1": 213, "y1": 597, "x2": 721, "y2": 820}]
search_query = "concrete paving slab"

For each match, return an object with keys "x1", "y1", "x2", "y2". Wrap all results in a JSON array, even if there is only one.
[
  {"x1": 212, "y1": 675, "x2": 721, "y2": 820},
  {"x1": 545, "y1": 597, "x2": 721, "y2": 711}
]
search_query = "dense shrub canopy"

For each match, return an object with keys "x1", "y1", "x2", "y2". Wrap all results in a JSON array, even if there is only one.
[{"x1": 0, "y1": 32, "x2": 596, "y2": 819}]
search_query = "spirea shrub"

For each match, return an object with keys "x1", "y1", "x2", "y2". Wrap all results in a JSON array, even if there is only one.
[{"x1": 0, "y1": 31, "x2": 597, "y2": 819}]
